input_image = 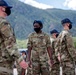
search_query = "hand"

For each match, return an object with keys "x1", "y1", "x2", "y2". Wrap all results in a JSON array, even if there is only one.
[{"x1": 19, "y1": 60, "x2": 28, "y2": 69}]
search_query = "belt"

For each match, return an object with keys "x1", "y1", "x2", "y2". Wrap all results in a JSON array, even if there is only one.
[{"x1": 0, "y1": 67, "x2": 12, "y2": 74}]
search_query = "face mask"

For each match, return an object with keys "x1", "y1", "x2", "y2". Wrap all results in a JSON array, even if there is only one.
[
  {"x1": 69, "y1": 24, "x2": 72, "y2": 29},
  {"x1": 34, "y1": 27, "x2": 41, "y2": 33},
  {"x1": 56, "y1": 34, "x2": 59, "y2": 38},
  {"x1": 23, "y1": 55, "x2": 26, "y2": 59},
  {"x1": 5, "y1": 8, "x2": 11, "y2": 16}
]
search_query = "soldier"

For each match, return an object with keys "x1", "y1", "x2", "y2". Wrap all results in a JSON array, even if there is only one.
[
  {"x1": 50, "y1": 29, "x2": 59, "y2": 49},
  {"x1": 55, "y1": 18, "x2": 76, "y2": 75},
  {"x1": 20, "y1": 51, "x2": 28, "y2": 75},
  {"x1": 0, "y1": 0, "x2": 27, "y2": 75},
  {"x1": 21, "y1": 51, "x2": 27, "y2": 60},
  {"x1": 27, "y1": 20, "x2": 53, "y2": 75},
  {"x1": 49, "y1": 29, "x2": 60, "y2": 75}
]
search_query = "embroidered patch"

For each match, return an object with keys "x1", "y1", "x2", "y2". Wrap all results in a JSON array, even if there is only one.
[{"x1": 1, "y1": 25, "x2": 8, "y2": 32}]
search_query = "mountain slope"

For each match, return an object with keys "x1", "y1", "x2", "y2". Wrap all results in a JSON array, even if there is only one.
[{"x1": 4, "y1": 0, "x2": 76, "y2": 39}]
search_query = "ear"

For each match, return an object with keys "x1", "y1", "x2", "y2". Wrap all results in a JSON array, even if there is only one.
[
  {"x1": 1, "y1": 7, "x2": 5, "y2": 12},
  {"x1": 67, "y1": 23, "x2": 70, "y2": 26}
]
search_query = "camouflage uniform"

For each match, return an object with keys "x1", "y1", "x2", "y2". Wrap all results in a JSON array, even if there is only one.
[
  {"x1": 0, "y1": 17, "x2": 21, "y2": 75},
  {"x1": 50, "y1": 36, "x2": 59, "y2": 75},
  {"x1": 27, "y1": 32, "x2": 51, "y2": 75},
  {"x1": 55, "y1": 29, "x2": 76, "y2": 75}
]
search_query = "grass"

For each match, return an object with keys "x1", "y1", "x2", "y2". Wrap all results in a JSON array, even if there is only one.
[
  {"x1": 16, "y1": 37, "x2": 76, "y2": 49},
  {"x1": 73, "y1": 37, "x2": 76, "y2": 48},
  {"x1": 16, "y1": 39, "x2": 28, "y2": 48}
]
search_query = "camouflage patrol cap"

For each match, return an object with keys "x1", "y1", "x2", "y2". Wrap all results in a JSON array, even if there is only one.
[
  {"x1": 61, "y1": 18, "x2": 72, "y2": 24},
  {"x1": 0, "y1": 0, "x2": 12, "y2": 8},
  {"x1": 50, "y1": 29, "x2": 59, "y2": 34},
  {"x1": 33, "y1": 20, "x2": 43, "y2": 29}
]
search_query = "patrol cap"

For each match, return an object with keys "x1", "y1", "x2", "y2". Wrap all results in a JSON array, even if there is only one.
[
  {"x1": 61, "y1": 18, "x2": 72, "y2": 29},
  {"x1": 61, "y1": 18, "x2": 72, "y2": 25},
  {"x1": 20, "y1": 50, "x2": 26, "y2": 53},
  {"x1": 50, "y1": 29, "x2": 59, "y2": 34},
  {"x1": 33, "y1": 20, "x2": 43, "y2": 28},
  {"x1": 0, "y1": 0, "x2": 12, "y2": 8}
]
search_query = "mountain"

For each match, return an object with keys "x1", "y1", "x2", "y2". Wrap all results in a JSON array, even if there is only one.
[{"x1": 4, "y1": 0, "x2": 76, "y2": 39}]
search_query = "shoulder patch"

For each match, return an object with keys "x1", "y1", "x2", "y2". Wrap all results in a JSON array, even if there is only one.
[{"x1": 1, "y1": 25, "x2": 8, "y2": 32}]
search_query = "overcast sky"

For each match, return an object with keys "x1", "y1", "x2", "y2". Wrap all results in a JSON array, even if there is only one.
[{"x1": 19, "y1": 0, "x2": 76, "y2": 10}]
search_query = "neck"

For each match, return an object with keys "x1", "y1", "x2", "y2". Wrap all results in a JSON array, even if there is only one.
[
  {"x1": 0, "y1": 15, "x2": 6, "y2": 18},
  {"x1": 64, "y1": 27, "x2": 69, "y2": 31}
]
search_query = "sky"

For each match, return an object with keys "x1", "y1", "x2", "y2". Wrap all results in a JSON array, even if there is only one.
[{"x1": 19, "y1": 0, "x2": 76, "y2": 10}]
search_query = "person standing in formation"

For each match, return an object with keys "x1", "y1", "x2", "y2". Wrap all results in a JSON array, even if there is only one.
[
  {"x1": 55, "y1": 18, "x2": 76, "y2": 75},
  {"x1": 0, "y1": 0, "x2": 27, "y2": 75},
  {"x1": 27, "y1": 20, "x2": 53, "y2": 75}
]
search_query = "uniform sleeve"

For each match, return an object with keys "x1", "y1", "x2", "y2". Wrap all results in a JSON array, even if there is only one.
[
  {"x1": 55, "y1": 33, "x2": 62, "y2": 57},
  {"x1": 46, "y1": 34, "x2": 51, "y2": 47},
  {"x1": 65, "y1": 34, "x2": 76, "y2": 61},
  {"x1": 27, "y1": 34, "x2": 32, "y2": 47},
  {"x1": 0, "y1": 21, "x2": 20, "y2": 60}
]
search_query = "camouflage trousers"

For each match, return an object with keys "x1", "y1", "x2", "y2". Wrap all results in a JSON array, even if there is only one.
[
  {"x1": 0, "y1": 73, "x2": 12, "y2": 75},
  {"x1": 0, "y1": 60, "x2": 21, "y2": 75},
  {"x1": 50, "y1": 63, "x2": 59, "y2": 75},
  {"x1": 0, "y1": 60, "x2": 13, "y2": 75},
  {"x1": 28, "y1": 61, "x2": 50, "y2": 75},
  {"x1": 61, "y1": 61, "x2": 75, "y2": 75},
  {"x1": 0, "y1": 67, "x2": 21, "y2": 75},
  {"x1": 0, "y1": 66, "x2": 12, "y2": 75}
]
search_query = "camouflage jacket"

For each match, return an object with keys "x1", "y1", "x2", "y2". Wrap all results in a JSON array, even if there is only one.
[
  {"x1": 50, "y1": 36, "x2": 59, "y2": 63},
  {"x1": 55, "y1": 29, "x2": 76, "y2": 62},
  {"x1": 0, "y1": 17, "x2": 20, "y2": 62},
  {"x1": 27, "y1": 32, "x2": 51, "y2": 61}
]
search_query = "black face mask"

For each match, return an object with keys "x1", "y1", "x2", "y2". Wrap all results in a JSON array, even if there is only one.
[
  {"x1": 5, "y1": 8, "x2": 11, "y2": 16},
  {"x1": 56, "y1": 34, "x2": 59, "y2": 38},
  {"x1": 69, "y1": 24, "x2": 72, "y2": 29},
  {"x1": 34, "y1": 27, "x2": 41, "y2": 33}
]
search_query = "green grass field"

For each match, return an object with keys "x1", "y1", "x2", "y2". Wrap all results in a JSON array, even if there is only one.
[
  {"x1": 16, "y1": 39, "x2": 28, "y2": 48},
  {"x1": 16, "y1": 37, "x2": 76, "y2": 48},
  {"x1": 73, "y1": 37, "x2": 76, "y2": 48}
]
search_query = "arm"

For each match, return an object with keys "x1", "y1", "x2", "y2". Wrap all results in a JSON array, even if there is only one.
[
  {"x1": 55, "y1": 33, "x2": 62, "y2": 62},
  {"x1": 65, "y1": 34, "x2": 76, "y2": 61},
  {"x1": 26, "y1": 35, "x2": 32, "y2": 67},
  {"x1": 46, "y1": 35, "x2": 53, "y2": 65},
  {"x1": 0, "y1": 21, "x2": 29, "y2": 69},
  {"x1": 47, "y1": 46, "x2": 53, "y2": 60},
  {"x1": 27, "y1": 46, "x2": 32, "y2": 62},
  {"x1": 0, "y1": 21, "x2": 20, "y2": 61}
]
